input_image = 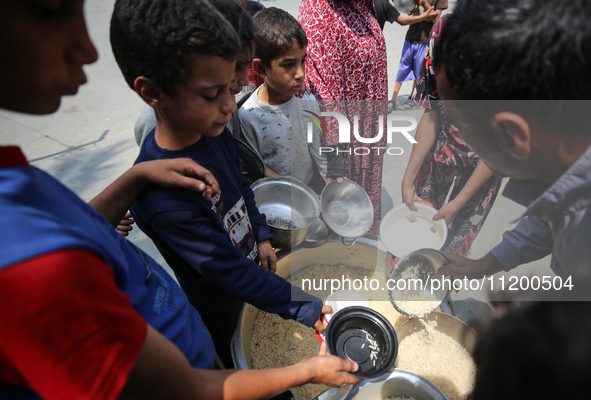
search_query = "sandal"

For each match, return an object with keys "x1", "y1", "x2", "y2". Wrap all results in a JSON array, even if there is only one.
[
  {"x1": 402, "y1": 99, "x2": 414, "y2": 109},
  {"x1": 387, "y1": 100, "x2": 396, "y2": 113}
]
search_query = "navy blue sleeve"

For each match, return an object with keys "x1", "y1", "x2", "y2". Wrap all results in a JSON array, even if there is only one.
[
  {"x1": 240, "y1": 172, "x2": 273, "y2": 242},
  {"x1": 490, "y1": 216, "x2": 553, "y2": 271},
  {"x1": 148, "y1": 206, "x2": 322, "y2": 327},
  {"x1": 225, "y1": 129, "x2": 273, "y2": 243}
]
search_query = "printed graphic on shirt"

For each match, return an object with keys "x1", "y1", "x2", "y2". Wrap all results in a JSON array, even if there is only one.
[
  {"x1": 210, "y1": 193, "x2": 224, "y2": 223},
  {"x1": 224, "y1": 197, "x2": 258, "y2": 260}
]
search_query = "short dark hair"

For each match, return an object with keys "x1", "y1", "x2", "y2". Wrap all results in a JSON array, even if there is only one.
[
  {"x1": 110, "y1": 0, "x2": 240, "y2": 96},
  {"x1": 209, "y1": 0, "x2": 256, "y2": 51},
  {"x1": 473, "y1": 302, "x2": 591, "y2": 400},
  {"x1": 435, "y1": 0, "x2": 591, "y2": 100},
  {"x1": 252, "y1": 7, "x2": 307, "y2": 66},
  {"x1": 434, "y1": 0, "x2": 591, "y2": 134}
]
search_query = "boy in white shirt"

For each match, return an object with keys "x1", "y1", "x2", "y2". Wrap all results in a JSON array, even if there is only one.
[{"x1": 239, "y1": 7, "x2": 327, "y2": 191}]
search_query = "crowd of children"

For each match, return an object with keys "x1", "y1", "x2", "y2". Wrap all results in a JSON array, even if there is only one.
[{"x1": 6, "y1": 0, "x2": 569, "y2": 398}]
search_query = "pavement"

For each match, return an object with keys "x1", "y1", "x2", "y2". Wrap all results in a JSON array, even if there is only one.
[{"x1": 0, "y1": 0, "x2": 551, "y2": 302}]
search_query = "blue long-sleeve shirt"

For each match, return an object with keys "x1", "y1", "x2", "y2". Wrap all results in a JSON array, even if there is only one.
[
  {"x1": 490, "y1": 145, "x2": 591, "y2": 282},
  {"x1": 131, "y1": 128, "x2": 322, "y2": 326}
]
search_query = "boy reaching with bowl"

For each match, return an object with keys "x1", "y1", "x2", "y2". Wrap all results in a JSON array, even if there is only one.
[{"x1": 111, "y1": 0, "x2": 329, "y2": 367}]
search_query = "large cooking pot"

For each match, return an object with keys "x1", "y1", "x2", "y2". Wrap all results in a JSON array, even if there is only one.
[
  {"x1": 231, "y1": 235, "x2": 456, "y2": 369},
  {"x1": 232, "y1": 235, "x2": 392, "y2": 370}
]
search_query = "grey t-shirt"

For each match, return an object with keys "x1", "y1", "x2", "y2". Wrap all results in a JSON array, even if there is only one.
[
  {"x1": 238, "y1": 88, "x2": 327, "y2": 184},
  {"x1": 134, "y1": 104, "x2": 156, "y2": 147}
]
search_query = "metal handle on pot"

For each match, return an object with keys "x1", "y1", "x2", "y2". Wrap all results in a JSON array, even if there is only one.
[{"x1": 342, "y1": 237, "x2": 357, "y2": 247}]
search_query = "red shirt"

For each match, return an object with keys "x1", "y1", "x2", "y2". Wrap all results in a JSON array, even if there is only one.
[{"x1": 0, "y1": 147, "x2": 146, "y2": 400}]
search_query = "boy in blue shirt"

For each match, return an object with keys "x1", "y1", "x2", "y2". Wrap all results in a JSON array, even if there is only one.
[{"x1": 110, "y1": 0, "x2": 328, "y2": 367}]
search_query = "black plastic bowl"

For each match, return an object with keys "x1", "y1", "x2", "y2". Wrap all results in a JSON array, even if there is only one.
[{"x1": 325, "y1": 306, "x2": 398, "y2": 379}]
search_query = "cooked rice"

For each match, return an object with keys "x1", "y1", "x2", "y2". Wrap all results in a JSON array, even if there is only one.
[
  {"x1": 395, "y1": 320, "x2": 475, "y2": 400},
  {"x1": 251, "y1": 264, "x2": 408, "y2": 400},
  {"x1": 393, "y1": 300, "x2": 440, "y2": 317}
]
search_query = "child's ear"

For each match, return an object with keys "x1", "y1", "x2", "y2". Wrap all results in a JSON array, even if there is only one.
[
  {"x1": 134, "y1": 76, "x2": 165, "y2": 109},
  {"x1": 252, "y1": 58, "x2": 266, "y2": 78}
]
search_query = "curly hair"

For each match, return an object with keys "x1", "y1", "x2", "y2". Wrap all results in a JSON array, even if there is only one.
[
  {"x1": 433, "y1": 0, "x2": 591, "y2": 134},
  {"x1": 435, "y1": 0, "x2": 591, "y2": 100},
  {"x1": 252, "y1": 7, "x2": 307, "y2": 67},
  {"x1": 110, "y1": 0, "x2": 240, "y2": 96},
  {"x1": 209, "y1": 0, "x2": 255, "y2": 51}
]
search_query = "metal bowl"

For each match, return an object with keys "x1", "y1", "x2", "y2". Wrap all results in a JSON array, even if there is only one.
[
  {"x1": 320, "y1": 178, "x2": 373, "y2": 243},
  {"x1": 303, "y1": 217, "x2": 333, "y2": 248},
  {"x1": 379, "y1": 202, "x2": 448, "y2": 258},
  {"x1": 389, "y1": 249, "x2": 450, "y2": 317},
  {"x1": 345, "y1": 369, "x2": 447, "y2": 400},
  {"x1": 251, "y1": 177, "x2": 320, "y2": 248},
  {"x1": 394, "y1": 0, "x2": 417, "y2": 14}
]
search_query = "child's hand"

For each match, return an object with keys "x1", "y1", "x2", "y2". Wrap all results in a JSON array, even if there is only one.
[
  {"x1": 314, "y1": 305, "x2": 332, "y2": 333},
  {"x1": 425, "y1": 8, "x2": 438, "y2": 21},
  {"x1": 136, "y1": 158, "x2": 221, "y2": 201},
  {"x1": 325, "y1": 177, "x2": 344, "y2": 186},
  {"x1": 433, "y1": 200, "x2": 462, "y2": 225},
  {"x1": 296, "y1": 344, "x2": 360, "y2": 387},
  {"x1": 116, "y1": 211, "x2": 135, "y2": 236},
  {"x1": 296, "y1": 83, "x2": 312, "y2": 98},
  {"x1": 401, "y1": 181, "x2": 419, "y2": 212},
  {"x1": 258, "y1": 239, "x2": 277, "y2": 273}
]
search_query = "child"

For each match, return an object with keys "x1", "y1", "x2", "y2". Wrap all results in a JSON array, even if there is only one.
[
  {"x1": 110, "y1": 0, "x2": 328, "y2": 367},
  {"x1": 402, "y1": 15, "x2": 503, "y2": 256},
  {"x1": 0, "y1": 0, "x2": 359, "y2": 397},
  {"x1": 132, "y1": 0, "x2": 266, "y2": 182},
  {"x1": 389, "y1": 0, "x2": 446, "y2": 111},
  {"x1": 374, "y1": 0, "x2": 438, "y2": 31},
  {"x1": 239, "y1": 7, "x2": 327, "y2": 191}
]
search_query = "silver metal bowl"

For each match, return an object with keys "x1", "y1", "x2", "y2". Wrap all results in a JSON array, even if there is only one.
[
  {"x1": 320, "y1": 178, "x2": 373, "y2": 244},
  {"x1": 303, "y1": 217, "x2": 334, "y2": 248},
  {"x1": 251, "y1": 177, "x2": 320, "y2": 248},
  {"x1": 389, "y1": 249, "x2": 451, "y2": 317},
  {"x1": 345, "y1": 369, "x2": 448, "y2": 400},
  {"x1": 394, "y1": 0, "x2": 417, "y2": 14}
]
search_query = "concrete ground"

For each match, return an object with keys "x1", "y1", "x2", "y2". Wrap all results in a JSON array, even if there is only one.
[{"x1": 0, "y1": 0, "x2": 551, "y2": 307}]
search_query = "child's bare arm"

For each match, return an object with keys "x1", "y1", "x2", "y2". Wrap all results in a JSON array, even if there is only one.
[
  {"x1": 120, "y1": 326, "x2": 360, "y2": 400},
  {"x1": 89, "y1": 158, "x2": 220, "y2": 228},
  {"x1": 396, "y1": 8, "x2": 439, "y2": 25},
  {"x1": 401, "y1": 109, "x2": 439, "y2": 211},
  {"x1": 432, "y1": 160, "x2": 495, "y2": 225},
  {"x1": 416, "y1": 0, "x2": 432, "y2": 12}
]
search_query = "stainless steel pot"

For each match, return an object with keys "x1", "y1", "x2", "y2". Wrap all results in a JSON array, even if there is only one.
[
  {"x1": 232, "y1": 235, "x2": 457, "y2": 366},
  {"x1": 252, "y1": 177, "x2": 320, "y2": 248},
  {"x1": 232, "y1": 235, "x2": 392, "y2": 370}
]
